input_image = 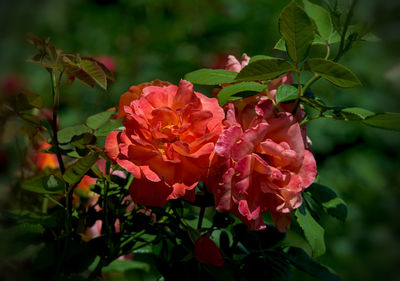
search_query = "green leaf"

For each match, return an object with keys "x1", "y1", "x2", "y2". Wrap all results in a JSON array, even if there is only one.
[
  {"x1": 304, "y1": 58, "x2": 362, "y2": 88},
  {"x1": 279, "y1": 0, "x2": 315, "y2": 63},
  {"x1": 241, "y1": 251, "x2": 290, "y2": 281},
  {"x1": 66, "y1": 151, "x2": 81, "y2": 158},
  {"x1": 184, "y1": 69, "x2": 237, "y2": 85},
  {"x1": 20, "y1": 114, "x2": 42, "y2": 137},
  {"x1": 102, "y1": 259, "x2": 150, "y2": 273},
  {"x1": 16, "y1": 91, "x2": 44, "y2": 111},
  {"x1": 274, "y1": 38, "x2": 287, "y2": 51},
  {"x1": 86, "y1": 110, "x2": 115, "y2": 130},
  {"x1": 249, "y1": 55, "x2": 276, "y2": 63},
  {"x1": 82, "y1": 56, "x2": 115, "y2": 81},
  {"x1": 322, "y1": 198, "x2": 347, "y2": 221},
  {"x1": 322, "y1": 107, "x2": 376, "y2": 121},
  {"x1": 81, "y1": 59, "x2": 107, "y2": 90},
  {"x1": 306, "y1": 183, "x2": 347, "y2": 222},
  {"x1": 302, "y1": 192, "x2": 323, "y2": 221},
  {"x1": 94, "y1": 118, "x2": 124, "y2": 137},
  {"x1": 27, "y1": 53, "x2": 59, "y2": 70},
  {"x1": 362, "y1": 112, "x2": 400, "y2": 132},
  {"x1": 62, "y1": 56, "x2": 96, "y2": 88},
  {"x1": 303, "y1": 0, "x2": 333, "y2": 41},
  {"x1": 21, "y1": 114, "x2": 41, "y2": 127},
  {"x1": 217, "y1": 82, "x2": 267, "y2": 105},
  {"x1": 232, "y1": 223, "x2": 286, "y2": 252},
  {"x1": 22, "y1": 174, "x2": 65, "y2": 194},
  {"x1": 327, "y1": 31, "x2": 342, "y2": 44},
  {"x1": 275, "y1": 84, "x2": 298, "y2": 104},
  {"x1": 341, "y1": 107, "x2": 375, "y2": 120},
  {"x1": 203, "y1": 263, "x2": 237, "y2": 281},
  {"x1": 235, "y1": 59, "x2": 294, "y2": 82},
  {"x1": 275, "y1": 21, "x2": 378, "y2": 53},
  {"x1": 287, "y1": 247, "x2": 342, "y2": 281},
  {"x1": 26, "y1": 34, "x2": 61, "y2": 70},
  {"x1": 71, "y1": 133, "x2": 96, "y2": 149},
  {"x1": 274, "y1": 31, "x2": 340, "y2": 51},
  {"x1": 57, "y1": 124, "x2": 92, "y2": 144},
  {"x1": 361, "y1": 32, "x2": 380, "y2": 42},
  {"x1": 295, "y1": 204, "x2": 326, "y2": 257},
  {"x1": 63, "y1": 152, "x2": 99, "y2": 185}
]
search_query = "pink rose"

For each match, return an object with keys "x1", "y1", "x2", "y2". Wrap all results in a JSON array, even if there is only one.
[{"x1": 207, "y1": 100, "x2": 316, "y2": 232}]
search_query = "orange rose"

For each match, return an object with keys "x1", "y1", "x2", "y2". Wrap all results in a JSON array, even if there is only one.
[
  {"x1": 113, "y1": 80, "x2": 172, "y2": 119},
  {"x1": 105, "y1": 80, "x2": 225, "y2": 206}
]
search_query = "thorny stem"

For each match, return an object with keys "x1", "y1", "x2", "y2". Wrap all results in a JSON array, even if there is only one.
[
  {"x1": 54, "y1": 180, "x2": 79, "y2": 279},
  {"x1": 66, "y1": 181, "x2": 79, "y2": 233},
  {"x1": 44, "y1": 194, "x2": 65, "y2": 208},
  {"x1": 297, "y1": 1, "x2": 358, "y2": 123},
  {"x1": 302, "y1": 74, "x2": 320, "y2": 95},
  {"x1": 292, "y1": 70, "x2": 302, "y2": 115},
  {"x1": 197, "y1": 206, "x2": 205, "y2": 230},
  {"x1": 49, "y1": 70, "x2": 65, "y2": 174},
  {"x1": 87, "y1": 257, "x2": 105, "y2": 281},
  {"x1": 41, "y1": 197, "x2": 48, "y2": 213},
  {"x1": 49, "y1": 68, "x2": 72, "y2": 279},
  {"x1": 120, "y1": 229, "x2": 147, "y2": 249},
  {"x1": 300, "y1": 112, "x2": 339, "y2": 125},
  {"x1": 324, "y1": 42, "x2": 331, "y2": 60},
  {"x1": 298, "y1": 43, "x2": 328, "y2": 94},
  {"x1": 334, "y1": 0, "x2": 358, "y2": 62},
  {"x1": 104, "y1": 166, "x2": 113, "y2": 251},
  {"x1": 130, "y1": 240, "x2": 154, "y2": 252}
]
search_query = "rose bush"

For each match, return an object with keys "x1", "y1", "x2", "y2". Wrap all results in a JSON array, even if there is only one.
[{"x1": 105, "y1": 79, "x2": 225, "y2": 206}]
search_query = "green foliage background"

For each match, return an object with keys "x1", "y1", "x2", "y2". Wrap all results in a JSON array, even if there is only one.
[{"x1": 0, "y1": 0, "x2": 399, "y2": 280}]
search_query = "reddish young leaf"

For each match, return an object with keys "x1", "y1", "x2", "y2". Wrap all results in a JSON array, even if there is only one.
[{"x1": 194, "y1": 236, "x2": 224, "y2": 267}]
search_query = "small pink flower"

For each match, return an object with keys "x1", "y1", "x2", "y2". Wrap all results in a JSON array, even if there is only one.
[
  {"x1": 0, "y1": 74, "x2": 26, "y2": 98},
  {"x1": 96, "y1": 56, "x2": 116, "y2": 74},
  {"x1": 224, "y1": 53, "x2": 250, "y2": 72}
]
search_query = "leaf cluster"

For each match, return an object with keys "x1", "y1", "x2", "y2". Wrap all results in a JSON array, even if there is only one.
[{"x1": 27, "y1": 33, "x2": 114, "y2": 90}]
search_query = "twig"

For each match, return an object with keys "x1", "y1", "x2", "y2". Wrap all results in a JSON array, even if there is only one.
[
  {"x1": 197, "y1": 206, "x2": 205, "y2": 230},
  {"x1": 334, "y1": 0, "x2": 358, "y2": 62}
]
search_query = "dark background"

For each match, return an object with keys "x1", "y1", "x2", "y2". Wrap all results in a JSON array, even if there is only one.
[{"x1": 0, "y1": 0, "x2": 399, "y2": 280}]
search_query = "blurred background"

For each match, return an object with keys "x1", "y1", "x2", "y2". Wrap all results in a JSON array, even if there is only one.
[{"x1": 0, "y1": 0, "x2": 399, "y2": 280}]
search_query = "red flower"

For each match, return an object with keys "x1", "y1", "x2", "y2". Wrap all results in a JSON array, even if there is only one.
[
  {"x1": 194, "y1": 236, "x2": 224, "y2": 267},
  {"x1": 105, "y1": 80, "x2": 225, "y2": 206}
]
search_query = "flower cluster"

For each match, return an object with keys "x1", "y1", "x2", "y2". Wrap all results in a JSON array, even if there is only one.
[{"x1": 105, "y1": 54, "x2": 317, "y2": 232}]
